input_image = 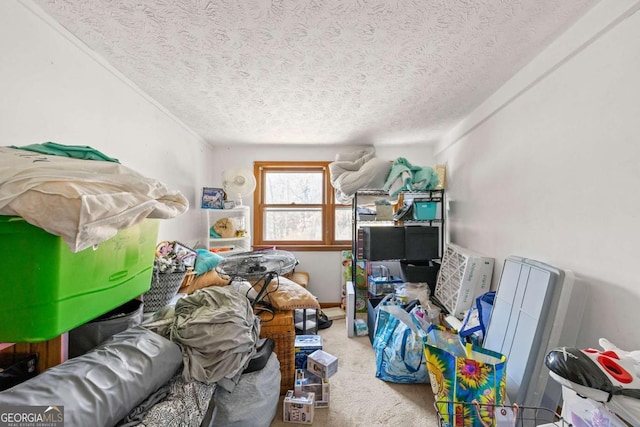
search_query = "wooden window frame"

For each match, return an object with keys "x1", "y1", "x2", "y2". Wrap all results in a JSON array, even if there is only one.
[{"x1": 253, "y1": 161, "x2": 351, "y2": 252}]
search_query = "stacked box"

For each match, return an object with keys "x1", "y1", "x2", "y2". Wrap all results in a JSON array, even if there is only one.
[
  {"x1": 367, "y1": 275, "x2": 402, "y2": 296},
  {"x1": 295, "y1": 369, "x2": 330, "y2": 408},
  {"x1": 354, "y1": 318, "x2": 368, "y2": 337},
  {"x1": 295, "y1": 335, "x2": 322, "y2": 370},
  {"x1": 307, "y1": 350, "x2": 338, "y2": 379},
  {"x1": 283, "y1": 390, "x2": 315, "y2": 424},
  {"x1": 294, "y1": 309, "x2": 317, "y2": 334}
]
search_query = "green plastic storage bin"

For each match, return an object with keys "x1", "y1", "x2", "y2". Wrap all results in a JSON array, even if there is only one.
[{"x1": 0, "y1": 217, "x2": 159, "y2": 342}]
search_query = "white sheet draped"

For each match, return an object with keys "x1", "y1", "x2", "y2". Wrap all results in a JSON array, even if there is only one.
[
  {"x1": 329, "y1": 146, "x2": 392, "y2": 203},
  {"x1": 0, "y1": 146, "x2": 188, "y2": 252}
]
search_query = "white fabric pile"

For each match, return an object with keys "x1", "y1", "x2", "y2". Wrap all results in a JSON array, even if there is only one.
[
  {"x1": 0, "y1": 146, "x2": 188, "y2": 252},
  {"x1": 328, "y1": 146, "x2": 392, "y2": 203}
]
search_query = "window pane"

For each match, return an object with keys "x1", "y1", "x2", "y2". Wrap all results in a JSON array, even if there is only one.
[
  {"x1": 335, "y1": 207, "x2": 352, "y2": 241},
  {"x1": 265, "y1": 172, "x2": 323, "y2": 204},
  {"x1": 264, "y1": 208, "x2": 322, "y2": 240}
]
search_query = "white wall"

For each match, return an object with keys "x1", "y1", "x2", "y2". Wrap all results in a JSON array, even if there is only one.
[
  {"x1": 0, "y1": 1, "x2": 215, "y2": 245},
  {"x1": 207, "y1": 144, "x2": 436, "y2": 302},
  {"x1": 0, "y1": 0, "x2": 436, "y2": 304},
  {"x1": 435, "y1": 0, "x2": 640, "y2": 351}
]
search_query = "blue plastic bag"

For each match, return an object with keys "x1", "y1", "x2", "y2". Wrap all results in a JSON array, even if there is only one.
[
  {"x1": 459, "y1": 291, "x2": 495, "y2": 345},
  {"x1": 373, "y1": 303, "x2": 429, "y2": 383}
]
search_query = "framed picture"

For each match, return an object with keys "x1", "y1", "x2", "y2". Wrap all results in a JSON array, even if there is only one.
[
  {"x1": 173, "y1": 241, "x2": 197, "y2": 267},
  {"x1": 202, "y1": 187, "x2": 225, "y2": 209}
]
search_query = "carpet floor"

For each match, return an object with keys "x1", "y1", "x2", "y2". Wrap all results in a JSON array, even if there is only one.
[{"x1": 269, "y1": 317, "x2": 440, "y2": 426}]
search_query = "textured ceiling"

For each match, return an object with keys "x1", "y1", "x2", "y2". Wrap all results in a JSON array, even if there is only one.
[{"x1": 32, "y1": 0, "x2": 598, "y2": 146}]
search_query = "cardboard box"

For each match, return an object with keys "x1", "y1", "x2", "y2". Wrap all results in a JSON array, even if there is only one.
[
  {"x1": 295, "y1": 369, "x2": 330, "y2": 408},
  {"x1": 375, "y1": 204, "x2": 393, "y2": 220},
  {"x1": 354, "y1": 260, "x2": 367, "y2": 289},
  {"x1": 294, "y1": 309, "x2": 317, "y2": 333},
  {"x1": 283, "y1": 390, "x2": 315, "y2": 424},
  {"x1": 434, "y1": 243, "x2": 494, "y2": 319},
  {"x1": 354, "y1": 318, "x2": 368, "y2": 337},
  {"x1": 306, "y1": 350, "x2": 338, "y2": 379},
  {"x1": 367, "y1": 275, "x2": 402, "y2": 296},
  {"x1": 295, "y1": 335, "x2": 323, "y2": 370},
  {"x1": 561, "y1": 387, "x2": 624, "y2": 427}
]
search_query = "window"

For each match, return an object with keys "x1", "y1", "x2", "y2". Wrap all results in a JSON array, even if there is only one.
[{"x1": 253, "y1": 161, "x2": 351, "y2": 251}]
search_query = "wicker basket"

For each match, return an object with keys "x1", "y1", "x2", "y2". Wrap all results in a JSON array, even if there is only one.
[
  {"x1": 258, "y1": 309, "x2": 295, "y2": 395},
  {"x1": 143, "y1": 271, "x2": 187, "y2": 313}
]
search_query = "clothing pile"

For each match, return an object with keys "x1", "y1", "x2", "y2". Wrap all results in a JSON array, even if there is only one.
[
  {"x1": 144, "y1": 286, "x2": 261, "y2": 392},
  {"x1": 328, "y1": 147, "x2": 440, "y2": 201}
]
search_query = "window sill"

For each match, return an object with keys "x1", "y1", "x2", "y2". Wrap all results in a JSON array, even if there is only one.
[{"x1": 253, "y1": 244, "x2": 350, "y2": 252}]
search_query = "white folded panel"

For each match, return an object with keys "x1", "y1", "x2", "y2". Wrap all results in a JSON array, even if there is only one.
[
  {"x1": 483, "y1": 256, "x2": 585, "y2": 413},
  {"x1": 346, "y1": 281, "x2": 355, "y2": 338}
]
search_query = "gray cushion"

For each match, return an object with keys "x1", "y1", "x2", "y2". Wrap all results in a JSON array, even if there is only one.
[{"x1": 0, "y1": 326, "x2": 182, "y2": 427}]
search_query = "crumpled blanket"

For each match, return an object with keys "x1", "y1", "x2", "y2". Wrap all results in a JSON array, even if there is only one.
[
  {"x1": 117, "y1": 373, "x2": 216, "y2": 427},
  {"x1": 144, "y1": 286, "x2": 260, "y2": 393},
  {"x1": 329, "y1": 146, "x2": 392, "y2": 203},
  {"x1": 0, "y1": 146, "x2": 188, "y2": 252},
  {"x1": 383, "y1": 157, "x2": 440, "y2": 197}
]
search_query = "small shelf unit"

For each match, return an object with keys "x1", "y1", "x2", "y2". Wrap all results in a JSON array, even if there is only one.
[{"x1": 205, "y1": 205, "x2": 251, "y2": 255}]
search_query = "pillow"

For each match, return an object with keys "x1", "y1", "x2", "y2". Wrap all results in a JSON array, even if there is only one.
[
  {"x1": 179, "y1": 269, "x2": 229, "y2": 294},
  {"x1": 194, "y1": 249, "x2": 223, "y2": 276},
  {"x1": 254, "y1": 276, "x2": 320, "y2": 310}
]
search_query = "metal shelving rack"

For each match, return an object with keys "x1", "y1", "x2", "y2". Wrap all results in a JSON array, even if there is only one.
[{"x1": 350, "y1": 188, "x2": 445, "y2": 286}]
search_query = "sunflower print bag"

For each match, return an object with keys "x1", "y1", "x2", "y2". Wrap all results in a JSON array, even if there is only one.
[{"x1": 424, "y1": 325, "x2": 507, "y2": 427}]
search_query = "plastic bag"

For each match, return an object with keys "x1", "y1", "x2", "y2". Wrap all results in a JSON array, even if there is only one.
[
  {"x1": 373, "y1": 303, "x2": 429, "y2": 383},
  {"x1": 459, "y1": 291, "x2": 495, "y2": 345},
  {"x1": 425, "y1": 325, "x2": 507, "y2": 427},
  {"x1": 404, "y1": 282, "x2": 431, "y2": 306}
]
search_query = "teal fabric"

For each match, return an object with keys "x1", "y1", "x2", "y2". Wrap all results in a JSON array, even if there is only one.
[
  {"x1": 194, "y1": 249, "x2": 224, "y2": 276},
  {"x1": 383, "y1": 157, "x2": 439, "y2": 196},
  {"x1": 10, "y1": 141, "x2": 120, "y2": 163}
]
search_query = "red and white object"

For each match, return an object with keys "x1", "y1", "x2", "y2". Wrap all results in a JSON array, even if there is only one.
[{"x1": 545, "y1": 339, "x2": 640, "y2": 425}]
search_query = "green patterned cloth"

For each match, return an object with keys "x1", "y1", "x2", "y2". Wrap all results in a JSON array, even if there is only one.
[{"x1": 10, "y1": 141, "x2": 119, "y2": 162}]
